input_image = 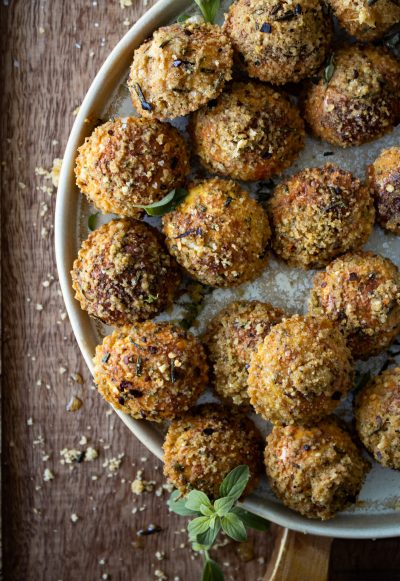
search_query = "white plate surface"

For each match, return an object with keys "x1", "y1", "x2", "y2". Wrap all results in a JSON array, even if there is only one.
[{"x1": 55, "y1": 0, "x2": 400, "y2": 538}]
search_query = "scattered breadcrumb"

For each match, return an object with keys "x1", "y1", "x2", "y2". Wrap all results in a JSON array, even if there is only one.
[
  {"x1": 66, "y1": 395, "x2": 83, "y2": 412},
  {"x1": 51, "y1": 158, "x2": 62, "y2": 187},
  {"x1": 154, "y1": 571, "x2": 167, "y2": 580},
  {"x1": 103, "y1": 454, "x2": 124, "y2": 474},
  {"x1": 27, "y1": 417, "x2": 33, "y2": 426},
  {"x1": 70, "y1": 513, "x2": 79, "y2": 523},
  {"x1": 155, "y1": 551, "x2": 166, "y2": 561},
  {"x1": 119, "y1": 0, "x2": 132, "y2": 7},
  {"x1": 43, "y1": 468, "x2": 55, "y2": 482},
  {"x1": 131, "y1": 470, "x2": 156, "y2": 495}
]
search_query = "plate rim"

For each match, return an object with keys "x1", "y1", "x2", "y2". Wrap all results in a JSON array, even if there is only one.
[{"x1": 54, "y1": 0, "x2": 400, "y2": 539}]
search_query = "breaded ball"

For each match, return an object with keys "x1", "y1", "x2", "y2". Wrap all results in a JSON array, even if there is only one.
[
  {"x1": 163, "y1": 404, "x2": 263, "y2": 498},
  {"x1": 128, "y1": 22, "x2": 233, "y2": 120},
  {"x1": 264, "y1": 420, "x2": 370, "y2": 520},
  {"x1": 224, "y1": 0, "x2": 333, "y2": 85},
  {"x1": 248, "y1": 315, "x2": 354, "y2": 425},
  {"x1": 267, "y1": 164, "x2": 374, "y2": 269},
  {"x1": 189, "y1": 82, "x2": 305, "y2": 181},
  {"x1": 93, "y1": 322, "x2": 208, "y2": 422},
  {"x1": 204, "y1": 301, "x2": 285, "y2": 406},
  {"x1": 162, "y1": 178, "x2": 271, "y2": 287},
  {"x1": 309, "y1": 251, "x2": 400, "y2": 359},
  {"x1": 328, "y1": 0, "x2": 400, "y2": 41},
  {"x1": 355, "y1": 367, "x2": 400, "y2": 470},
  {"x1": 75, "y1": 117, "x2": 190, "y2": 217},
  {"x1": 303, "y1": 45, "x2": 400, "y2": 147},
  {"x1": 367, "y1": 147, "x2": 400, "y2": 235},
  {"x1": 71, "y1": 219, "x2": 181, "y2": 326}
]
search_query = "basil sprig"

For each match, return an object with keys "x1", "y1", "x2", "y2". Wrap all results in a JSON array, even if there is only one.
[
  {"x1": 168, "y1": 465, "x2": 269, "y2": 581},
  {"x1": 133, "y1": 187, "x2": 188, "y2": 217},
  {"x1": 193, "y1": 0, "x2": 221, "y2": 23}
]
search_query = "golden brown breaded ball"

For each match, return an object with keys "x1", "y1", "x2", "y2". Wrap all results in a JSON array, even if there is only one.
[
  {"x1": 204, "y1": 301, "x2": 285, "y2": 406},
  {"x1": 248, "y1": 315, "x2": 354, "y2": 425},
  {"x1": 328, "y1": 0, "x2": 400, "y2": 41},
  {"x1": 355, "y1": 367, "x2": 400, "y2": 470},
  {"x1": 309, "y1": 251, "x2": 400, "y2": 360},
  {"x1": 267, "y1": 164, "x2": 374, "y2": 269},
  {"x1": 189, "y1": 82, "x2": 305, "y2": 181},
  {"x1": 224, "y1": 0, "x2": 333, "y2": 85},
  {"x1": 163, "y1": 404, "x2": 263, "y2": 498},
  {"x1": 128, "y1": 22, "x2": 233, "y2": 120},
  {"x1": 367, "y1": 147, "x2": 400, "y2": 235},
  {"x1": 71, "y1": 219, "x2": 181, "y2": 326},
  {"x1": 93, "y1": 322, "x2": 208, "y2": 422},
  {"x1": 75, "y1": 117, "x2": 189, "y2": 217},
  {"x1": 264, "y1": 419, "x2": 370, "y2": 520},
  {"x1": 162, "y1": 178, "x2": 271, "y2": 287},
  {"x1": 303, "y1": 45, "x2": 400, "y2": 147}
]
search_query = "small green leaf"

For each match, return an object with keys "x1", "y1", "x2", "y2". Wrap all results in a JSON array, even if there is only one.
[
  {"x1": 194, "y1": 0, "x2": 221, "y2": 23},
  {"x1": 177, "y1": 13, "x2": 190, "y2": 22},
  {"x1": 219, "y1": 465, "x2": 250, "y2": 501},
  {"x1": 167, "y1": 490, "x2": 200, "y2": 516},
  {"x1": 323, "y1": 54, "x2": 335, "y2": 85},
  {"x1": 231, "y1": 507, "x2": 270, "y2": 531},
  {"x1": 214, "y1": 496, "x2": 235, "y2": 517},
  {"x1": 200, "y1": 503, "x2": 215, "y2": 517},
  {"x1": 188, "y1": 516, "x2": 211, "y2": 538},
  {"x1": 202, "y1": 558, "x2": 224, "y2": 581},
  {"x1": 88, "y1": 212, "x2": 100, "y2": 231},
  {"x1": 186, "y1": 490, "x2": 212, "y2": 512},
  {"x1": 196, "y1": 520, "x2": 221, "y2": 548},
  {"x1": 133, "y1": 187, "x2": 188, "y2": 216},
  {"x1": 221, "y1": 512, "x2": 247, "y2": 542}
]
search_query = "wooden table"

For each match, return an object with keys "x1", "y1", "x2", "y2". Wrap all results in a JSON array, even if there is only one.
[{"x1": 1, "y1": 1, "x2": 399, "y2": 579}]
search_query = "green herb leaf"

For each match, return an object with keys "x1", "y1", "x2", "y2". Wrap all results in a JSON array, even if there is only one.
[
  {"x1": 133, "y1": 188, "x2": 188, "y2": 216},
  {"x1": 196, "y1": 520, "x2": 221, "y2": 548},
  {"x1": 188, "y1": 516, "x2": 212, "y2": 538},
  {"x1": 200, "y1": 503, "x2": 215, "y2": 517},
  {"x1": 202, "y1": 558, "x2": 224, "y2": 581},
  {"x1": 186, "y1": 490, "x2": 212, "y2": 512},
  {"x1": 323, "y1": 54, "x2": 335, "y2": 85},
  {"x1": 167, "y1": 490, "x2": 200, "y2": 516},
  {"x1": 231, "y1": 507, "x2": 270, "y2": 531},
  {"x1": 221, "y1": 512, "x2": 248, "y2": 542},
  {"x1": 88, "y1": 212, "x2": 100, "y2": 231},
  {"x1": 214, "y1": 496, "x2": 236, "y2": 517},
  {"x1": 219, "y1": 465, "x2": 250, "y2": 501},
  {"x1": 194, "y1": 0, "x2": 221, "y2": 23},
  {"x1": 177, "y1": 13, "x2": 191, "y2": 22}
]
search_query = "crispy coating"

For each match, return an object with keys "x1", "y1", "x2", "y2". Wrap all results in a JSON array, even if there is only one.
[
  {"x1": 204, "y1": 301, "x2": 285, "y2": 406},
  {"x1": 75, "y1": 117, "x2": 189, "y2": 217},
  {"x1": 264, "y1": 419, "x2": 370, "y2": 520},
  {"x1": 163, "y1": 404, "x2": 264, "y2": 498},
  {"x1": 267, "y1": 164, "x2": 374, "y2": 269},
  {"x1": 303, "y1": 45, "x2": 400, "y2": 147},
  {"x1": 248, "y1": 315, "x2": 354, "y2": 425},
  {"x1": 71, "y1": 219, "x2": 181, "y2": 326},
  {"x1": 224, "y1": 0, "x2": 333, "y2": 85},
  {"x1": 355, "y1": 367, "x2": 400, "y2": 470},
  {"x1": 128, "y1": 22, "x2": 233, "y2": 120},
  {"x1": 328, "y1": 0, "x2": 400, "y2": 41},
  {"x1": 189, "y1": 82, "x2": 305, "y2": 181},
  {"x1": 309, "y1": 251, "x2": 400, "y2": 359},
  {"x1": 162, "y1": 178, "x2": 271, "y2": 287},
  {"x1": 93, "y1": 322, "x2": 208, "y2": 422},
  {"x1": 367, "y1": 147, "x2": 400, "y2": 235}
]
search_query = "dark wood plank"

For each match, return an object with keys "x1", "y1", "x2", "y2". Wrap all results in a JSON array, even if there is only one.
[{"x1": 0, "y1": 1, "x2": 398, "y2": 580}]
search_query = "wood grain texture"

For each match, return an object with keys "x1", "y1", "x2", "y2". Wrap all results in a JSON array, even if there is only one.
[{"x1": 0, "y1": 1, "x2": 399, "y2": 581}]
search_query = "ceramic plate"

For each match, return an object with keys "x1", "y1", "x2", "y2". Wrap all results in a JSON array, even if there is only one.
[{"x1": 55, "y1": 0, "x2": 400, "y2": 538}]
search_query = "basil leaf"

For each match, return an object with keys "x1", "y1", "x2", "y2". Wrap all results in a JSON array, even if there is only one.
[
  {"x1": 194, "y1": 0, "x2": 221, "y2": 23},
  {"x1": 188, "y1": 516, "x2": 211, "y2": 538},
  {"x1": 214, "y1": 496, "x2": 235, "y2": 517},
  {"x1": 202, "y1": 558, "x2": 224, "y2": 581},
  {"x1": 186, "y1": 490, "x2": 212, "y2": 512},
  {"x1": 133, "y1": 188, "x2": 188, "y2": 216},
  {"x1": 221, "y1": 512, "x2": 247, "y2": 542},
  {"x1": 196, "y1": 520, "x2": 221, "y2": 548},
  {"x1": 88, "y1": 212, "x2": 100, "y2": 231},
  {"x1": 200, "y1": 503, "x2": 215, "y2": 517},
  {"x1": 219, "y1": 465, "x2": 249, "y2": 500},
  {"x1": 231, "y1": 507, "x2": 270, "y2": 531},
  {"x1": 323, "y1": 54, "x2": 335, "y2": 85},
  {"x1": 167, "y1": 490, "x2": 200, "y2": 516}
]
